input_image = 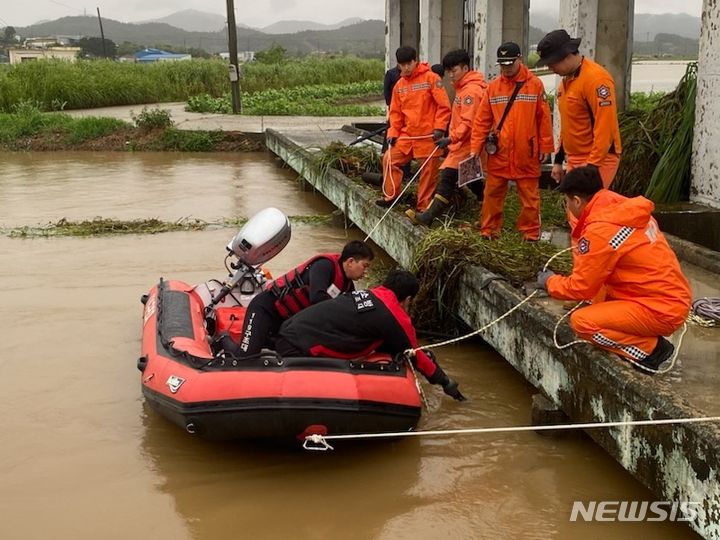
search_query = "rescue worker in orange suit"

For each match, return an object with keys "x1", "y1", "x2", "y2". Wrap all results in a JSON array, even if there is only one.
[
  {"x1": 405, "y1": 48, "x2": 487, "y2": 225},
  {"x1": 275, "y1": 269, "x2": 465, "y2": 401},
  {"x1": 225, "y1": 240, "x2": 374, "y2": 358},
  {"x1": 378, "y1": 46, "x2": 451, "y2": 212},
  {"x1": 536, "y1": 167, "x2": 691, "y2": 373},
  {"x1": 536, "y1": 29, "x2": 622, "y2": 232},
  {"x1": 469, "y1": 42, "x2": 553, "y2": 241}
]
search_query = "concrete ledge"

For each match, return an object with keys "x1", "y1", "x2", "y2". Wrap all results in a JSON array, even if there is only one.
[{"x1": 266, "y1": 128, "x2": 720, "y2": 539}]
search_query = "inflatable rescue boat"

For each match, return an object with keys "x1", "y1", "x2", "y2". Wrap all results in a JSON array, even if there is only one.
[{"x1": 138, "y1": 208, "x2": 422, "y2": 441}]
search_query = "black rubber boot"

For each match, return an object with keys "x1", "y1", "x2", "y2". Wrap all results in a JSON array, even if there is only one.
[
  {"x1": 634, "y1": 336, "x2": 674, "y2": 374},
  {"x1": 406, "y1": 194, "x2": 450, "y2": 226},
  {"x1": 361, "y1": 172, "x2": 383, "y2": 186}
]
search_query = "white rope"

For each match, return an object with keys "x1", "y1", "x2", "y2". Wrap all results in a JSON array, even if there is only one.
[
  {"x1": 303, "y1": 415, "x2": 720, "y2": 449},
  {"x1": 365, "y1": 145, "x2": 440, "y2": 242},
  {"x1": 382, "y1": 134, "x2": 435, "y2": 200},
  {"x1": 406, "y1": 246, "x2": 573, "y2": 353}
]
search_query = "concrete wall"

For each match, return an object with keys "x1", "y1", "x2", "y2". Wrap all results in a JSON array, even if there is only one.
[
  {"x1": 266, "y1": 129, "x2": 720, "y2": 539},
  {"x1": 691, "y1": 0, "x2": 720, "y2": 209}
]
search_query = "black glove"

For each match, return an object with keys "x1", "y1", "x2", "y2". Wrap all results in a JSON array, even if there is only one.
[
  {"x1": 432, "y1": 129, "x2": 445, "y2": 141},
  {"x1": 536, "y1": 270, "x2": 555, "y2": 290},
  {"x1": 387, "y1": 136, "x2": 397, "y2": 147},
  {"x1": 436, "y1": 137, "x2": 451, "y2": 149},
  {"x1": 442, "y1": 377, "x2": 466, "y2": 401},
  {"x1": 428, "y1": 367, "x2": 466, "y2": 401}
]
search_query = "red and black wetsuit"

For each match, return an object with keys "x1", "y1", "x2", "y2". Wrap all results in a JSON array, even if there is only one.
[
  {"x1": 276, "y1": 285, "x2": 440, "y2": 381},
  {"x1": 235, "y1": 254, "x2": 353, "y2": 357}
]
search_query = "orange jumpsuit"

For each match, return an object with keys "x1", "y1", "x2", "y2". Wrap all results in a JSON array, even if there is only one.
[
  {"x1": 470, "y1": 63, "x2": 553, "y2": 240},
  {"x1": 441, "y1": 70, "x2": 487, "y2": 170},
  {"x1": 383, "y1": 62, "x2": 451, "y2": 211},
  {"x1": 546, "y1": 190, "x2": 691, "y2": 362},
  {"x1": 555, "y1": 57, "x2": 622, "y2": 231}
]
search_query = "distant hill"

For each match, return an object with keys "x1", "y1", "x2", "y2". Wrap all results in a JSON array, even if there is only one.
[
  {"x1": 529, "y1": 12, "x2": 700, "y2": 42},
  {"x1": 13, "y1": 16, "x2": 384, "y2": 57},
  {"x1": 144, "y1": 9, "x2": 226, "y2": 33},
  {"x1": 529, "y1": 12, "x2": 559, "y2": 36},
  {"x1": 261, "y1": 18, "x2": 364, "y2": 34},
  {"x1": 633, "y1": 13, "x2": 700, "y2": 41}
]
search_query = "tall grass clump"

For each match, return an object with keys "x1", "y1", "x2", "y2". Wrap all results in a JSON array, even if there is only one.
[
  {"x1": 241, "y1": 57, "x2": 383, "y2": 92},
  {"x1": 0, "y1": 59, "x2": 228, "y2": 112},
  {"x1": 0, "y1": 57, "x2": 383, "y2": 112},
  {"x1": 614, "y1": 63, "x2": 697, "y2": 201}
]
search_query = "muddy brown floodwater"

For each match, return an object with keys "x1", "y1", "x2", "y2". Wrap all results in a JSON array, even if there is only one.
[{"x1": 0, "y1": 152, "x2": 698, "y2": 539}]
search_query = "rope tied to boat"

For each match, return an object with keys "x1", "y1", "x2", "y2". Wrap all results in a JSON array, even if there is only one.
[
  {"x1": 302, "y1": 416, "x2": 720, "y2": 451},
  {"x1": 403, "y1": 247, "x2": 572, "y2": 352}
]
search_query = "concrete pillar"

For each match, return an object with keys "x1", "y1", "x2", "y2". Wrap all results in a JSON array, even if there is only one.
[
  {"x1": 596, "y1": 0, "x2": 634, "y2": 111},
  {"x1": 557, "y1": 0, "x2": 632, "y2": 111},
  {"x1": 420, "y1": 0, "x2": 442, "y2": 63},
  {"x1": 440, "y1": 0, "x2": 464, "y2": 60},
  {"x1": 690, "y1": 0, "x2": 720, "y2": 209},
  {"x1": 474, "y1": 0, "x2": 530, "y2": 79},
  {"x1": 473, "y1": 1, "x2": 505, "y2": 78},
  {"x1": 558, "y1": 0, "x2": 598, "y2": 58},
  {"x1": 502, "y1": 0, "x2": 530, "y2": 63},
  {"x1": 385, "y1": 0, "x2": 420, "y2": 70},
  {"x1": 531, "y1": 394, "x2": 570, "y2": 437}
]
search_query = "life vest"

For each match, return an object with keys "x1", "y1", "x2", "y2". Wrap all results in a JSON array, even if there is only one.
[{"x1": 267, "y1": 253, "x2": 348, "y2": 319}]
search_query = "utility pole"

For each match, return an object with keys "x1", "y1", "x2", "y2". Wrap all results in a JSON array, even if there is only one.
[
  {"x1": 96, "y1": 7, "x2": 107, "y2": 58},
  {"x1": 226, "y1": 0, "x2": 242, "y2": 114}
]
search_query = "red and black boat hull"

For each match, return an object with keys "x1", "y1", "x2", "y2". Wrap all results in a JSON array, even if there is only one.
[{"x1": 139, "y1": 279, "x2": 422, "y2": 441}]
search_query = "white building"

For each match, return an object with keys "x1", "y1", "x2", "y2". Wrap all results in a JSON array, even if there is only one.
[{"x1": 8, "y1": 47, "x2": 81, "y2": 64}]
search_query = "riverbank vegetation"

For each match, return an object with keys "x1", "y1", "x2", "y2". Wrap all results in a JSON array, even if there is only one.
[
  {"x1": 0, "y1": 56, "x2": 383, "y2": 112},
  {"x1": 0, "y1": 104, "x2": 262, "y2": 152}
]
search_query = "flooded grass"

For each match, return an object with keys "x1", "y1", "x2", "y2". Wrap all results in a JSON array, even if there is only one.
[{"x1": 5, "y1": 215, "x2": 333, "y2": 238}]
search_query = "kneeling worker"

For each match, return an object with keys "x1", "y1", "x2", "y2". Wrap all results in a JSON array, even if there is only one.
[
  {"x1": 536, "y1": 166, "x2": 691, "y2": 372},
  {"x1": 232, "y1": 240, "x2": 374, "y2": 357},
  {"x1": 276, "y1": 269, "x2": 465, "y2": 400}
]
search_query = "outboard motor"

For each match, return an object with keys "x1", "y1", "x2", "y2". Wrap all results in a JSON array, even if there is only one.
[{"x1": 207, "y1": 208, "x2": 291, "y2": 310}]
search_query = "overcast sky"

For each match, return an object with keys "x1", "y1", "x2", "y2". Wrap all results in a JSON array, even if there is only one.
[{"x1": 1, "y1": 0, "x2": 703, "y2": 29}]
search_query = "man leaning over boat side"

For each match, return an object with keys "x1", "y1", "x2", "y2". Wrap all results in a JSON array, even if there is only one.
[
  {"x1": 275, "y1": 269, "x2": 465, "y2": 401},
  {"x1": 222, "y1": 240, "x2": 374, "y2": 358},
  {"x1": 535, "y1": 166, "x2": 691, "y2": 373}
]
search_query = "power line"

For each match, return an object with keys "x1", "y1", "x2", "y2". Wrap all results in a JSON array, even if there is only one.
[{"x1": 46, "y1": 0, "x2": 84, "y2": 14}]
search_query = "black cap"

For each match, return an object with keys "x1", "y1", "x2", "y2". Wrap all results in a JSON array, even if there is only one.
[
  {"x1": 496, "y1": 42, "x2": 521, "y2": 65},
  {"x1": 536, "y1": 29, "x2": 582, "y2": 66}
]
